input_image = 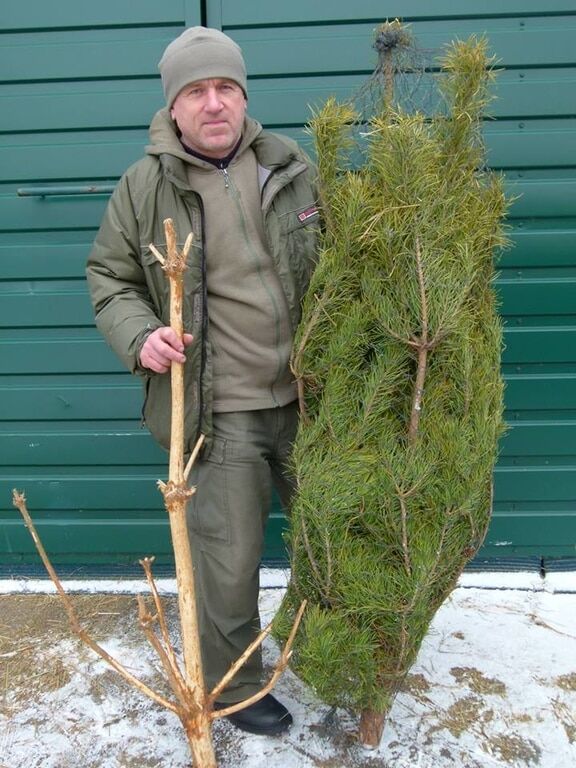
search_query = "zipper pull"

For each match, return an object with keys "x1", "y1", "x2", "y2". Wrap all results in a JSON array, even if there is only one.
[{"x1": 221, "y1": 167, "x2": 230, "y2": 189}]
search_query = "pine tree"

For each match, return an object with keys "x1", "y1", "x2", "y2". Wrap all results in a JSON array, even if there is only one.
[{"x1": 275, "y1": 24, "x2": 509, "y2": 746}]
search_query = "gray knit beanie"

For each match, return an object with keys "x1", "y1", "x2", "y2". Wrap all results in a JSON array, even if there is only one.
[{"x1": 159, "y1": 26, "x2": 247, "y2": 106}]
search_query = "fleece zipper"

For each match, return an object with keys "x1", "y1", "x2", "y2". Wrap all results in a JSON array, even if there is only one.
[{"x1": 193, "y1": 192, "x2": 209, "y2": 445}]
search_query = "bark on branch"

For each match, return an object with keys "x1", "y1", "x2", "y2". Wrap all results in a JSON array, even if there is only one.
[{"x1": 408, "y1": 236, "x2": 431, "y2": 444}]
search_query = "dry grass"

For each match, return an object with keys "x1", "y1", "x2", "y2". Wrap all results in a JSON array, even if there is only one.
[
  {"x1": 402, "y1": 672, "x2": 433, "y2": 706},
  {"x1": 0, "y1": 594, "x2": 179, "y2": 716},
  {"x1": 555, "y1": 672, "x2": 576, "y2": 692},
  {"x1": 484, "y1": 733, "x2": 541, "y2": 764},
  {"x1": 433, "y1": 694, "x2": 489, "y2": 738},
  {"x1": 552, "y1": 699, "x2": 576, "y2": 744},
  {"x1": 449, "y1": 666, "x2": 507, "y2": 696}
]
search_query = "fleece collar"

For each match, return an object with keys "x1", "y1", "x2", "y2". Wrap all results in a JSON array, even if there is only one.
[{"x1": 145, "y1": 108, "x2": 300, "y2": 189}]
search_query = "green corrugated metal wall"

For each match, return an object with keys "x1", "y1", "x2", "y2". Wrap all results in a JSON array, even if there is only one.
[
  {"x1": 0, "y1": 1, "x2": 204, "y2": 567},
  {"x1": 1, "y1": 1, "x2": 575, "y2": 569}
]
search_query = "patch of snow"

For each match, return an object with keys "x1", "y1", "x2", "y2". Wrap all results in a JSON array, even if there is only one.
[
  {"x1": 1, "y1": 576, "x2": 575, "y2": 767},
  {"x1": 0, "y1": 567, "x2": 290, "y2": 596},
  {"x1": 543, "y1": 571, "x2": 576, "y2": 593},
  {"x1": 457, "y1": 571, "x2": 545, "y2": 592}
]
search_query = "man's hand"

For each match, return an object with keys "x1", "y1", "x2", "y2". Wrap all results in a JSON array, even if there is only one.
[{"x1": 140, "y1": 327, "x2": 194, "y2": 373}]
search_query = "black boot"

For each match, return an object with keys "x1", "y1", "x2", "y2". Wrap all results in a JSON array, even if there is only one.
[{"x1": 215, "y1": 693, "x2": 293, "y2": 736}]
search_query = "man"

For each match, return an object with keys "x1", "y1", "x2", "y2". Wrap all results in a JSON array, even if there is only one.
[{"x1": 86, "y1": 27, "x2": 319, "y2": 735}]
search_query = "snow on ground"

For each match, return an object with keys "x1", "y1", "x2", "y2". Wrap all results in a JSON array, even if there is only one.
[{"x1": 1, "y1": 572, "x2": 575, "y2": 768}]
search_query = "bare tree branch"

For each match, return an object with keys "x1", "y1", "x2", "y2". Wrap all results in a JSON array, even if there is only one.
[
  {"x1": 12, "y1": 490, "x2": 180, "y2": 716},
  {"x1": 210, "y1": 600, "x2": 307, "y2": 718}
]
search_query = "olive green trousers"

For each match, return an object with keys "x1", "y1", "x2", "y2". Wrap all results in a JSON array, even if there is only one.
[{"x1": 186, "y1": 401, "x2": 299, "y2": 703}]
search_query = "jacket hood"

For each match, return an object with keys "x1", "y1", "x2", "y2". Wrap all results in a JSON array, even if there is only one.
[
  {"x1": 145, "y1": 108, "x2": 302, "y2": 183},
  {"x1": 146, "y1": 107, "x2": 262, "y2": 166}
]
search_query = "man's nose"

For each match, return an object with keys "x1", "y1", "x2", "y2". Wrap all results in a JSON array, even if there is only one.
[{"x1": 204, "y1": 88, "x2": 223, "y2": 111}]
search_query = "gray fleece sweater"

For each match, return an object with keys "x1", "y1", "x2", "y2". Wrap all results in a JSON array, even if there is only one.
[{"x1": 157, "y1": 110, "x2": 297, "y2": 412}]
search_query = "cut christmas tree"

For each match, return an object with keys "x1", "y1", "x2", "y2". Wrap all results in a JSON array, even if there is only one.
[{"x1": 275, "y1": 22, "x2": 509, "y2": 747}]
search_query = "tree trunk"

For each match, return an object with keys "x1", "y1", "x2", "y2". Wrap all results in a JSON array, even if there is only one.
[
  {"x1": 359, "y1": 708, "x2": 387, "y2": 748},
  {"x1": 184, "y1": 711, "x2": 217, "y2": 768}
]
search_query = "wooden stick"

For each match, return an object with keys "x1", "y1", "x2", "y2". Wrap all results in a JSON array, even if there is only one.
[
  {"x1": 152, "y1": 219, "x2": 218, "y2": 767},
  {"x1": 153, "y1": 219, "x2": 209, "y2": 720},
  {"x1": 139, "y1": 557, "x2": 176, "y2": 663},
  {"x1": 183, "y1": 433, "x2": 206, "y2": 484},
  {"x1": 136, "y1": 595, "x2": 190, "y2": 710}
]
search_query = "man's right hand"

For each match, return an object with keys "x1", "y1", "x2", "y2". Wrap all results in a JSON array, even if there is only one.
[{"x1": 140, "y1": 327, "x2": 194, "y2": 373}]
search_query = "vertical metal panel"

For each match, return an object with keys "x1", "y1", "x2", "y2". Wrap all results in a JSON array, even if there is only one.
[{"x1": 0, "y1": 1, "x2": 201, "y2": 566}]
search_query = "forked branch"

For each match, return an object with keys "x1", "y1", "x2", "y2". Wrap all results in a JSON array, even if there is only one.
[{"x1": 12, "y1": 489, "x2": 179, "y2": 715}]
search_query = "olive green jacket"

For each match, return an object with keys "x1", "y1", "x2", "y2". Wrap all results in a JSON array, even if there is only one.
[{"x1": 86, "y1": 110, "x2": 319, "y2": 453}]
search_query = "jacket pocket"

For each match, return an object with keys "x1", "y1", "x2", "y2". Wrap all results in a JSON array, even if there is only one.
[
  {"x1": 278, "y1": 205, "x2": 320, "y2": 302},
  {"x1": 141, "y1": 371, "x2": 172, "y2": 451},
  {"x1": 140, "y1": 243, "x2": 203, "y2": 331},
  {"x1": 187, "y1": 436, "x2": 231, "y2": 546},
  {"x1": 278, "y1": 202, "x2": 321, "y2": 234},
  {"x1": 140, "y1": 246, "x2": 169, "y2": 321}
]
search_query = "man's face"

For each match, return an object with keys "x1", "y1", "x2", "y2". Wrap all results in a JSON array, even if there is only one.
[{"x1": 170, "y1": 78, "x2": 246, "y2": 159}]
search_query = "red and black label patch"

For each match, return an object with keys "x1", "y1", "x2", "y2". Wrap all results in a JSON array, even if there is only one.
[{"x1": 297, "y1": 206, "x2": 320, "y2": 223}]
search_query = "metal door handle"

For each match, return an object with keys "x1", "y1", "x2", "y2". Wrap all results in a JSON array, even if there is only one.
[{"x1": 17, "y1": 185, "x2": 115, "y2": 197}]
